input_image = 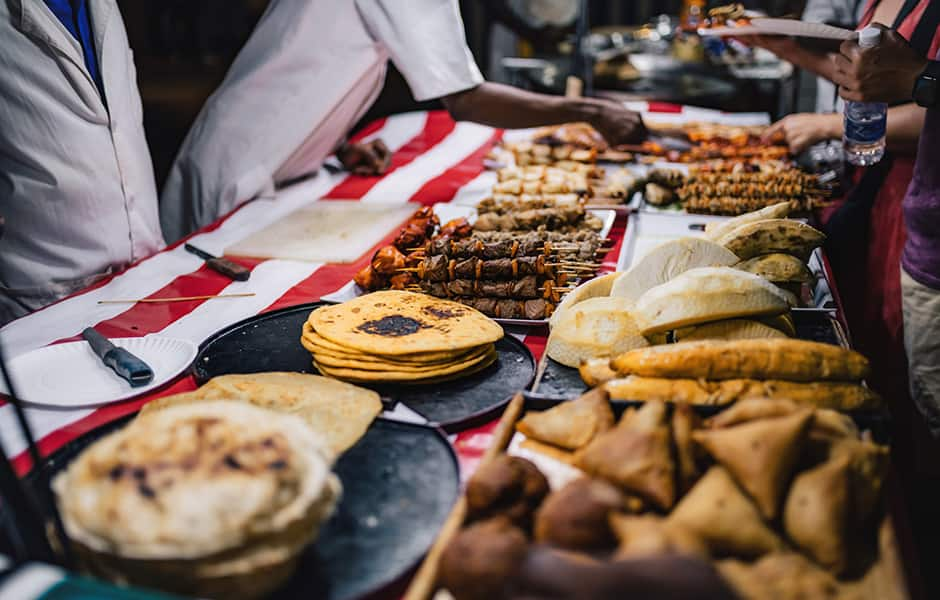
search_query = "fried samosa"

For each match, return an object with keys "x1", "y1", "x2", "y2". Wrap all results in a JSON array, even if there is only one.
[
  {"x1": 693, "y1": 409, "x2": 813, "y2": 519},
  {"x1": 668, "y1": 466, "x2": 785, "y2": 558},
  {"x1": 718, "y1": 553, "x2": 842, "y2": 600},
  {"x1": 704, "y1": 398, "x2": 799, "y2": 428},
  {"x1": 517, "y1": 387, "x2": 614, "y2": 450},
  {"x1": 672, "y1": 402, "x2": 703, "y2": 493},
  {"x1": 783, "y1": 456, "x2": 852, "y2": 574},
  {"x1": 609, "y1": 513, "x2": 708, "y2": 560},
  {"x1": 575, "y1": 400, "x2": 676, "y2": 510},
  {"x1": 831, "y1": 438, "x2": 890, "y2": 525}
]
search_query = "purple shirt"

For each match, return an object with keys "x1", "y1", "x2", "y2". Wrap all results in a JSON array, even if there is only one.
[{"x1": 903, "y1": 59, "x2": 940, "y2": 290}]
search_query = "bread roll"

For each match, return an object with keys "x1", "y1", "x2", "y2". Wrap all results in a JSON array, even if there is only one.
[
  {"x1": 605, "y1": 376, "x2": 881, "y2": 410},
  {"x1": 546, "y1": 297, "x2": 648, "y2": 368},
  {"x1": 611, "y1": 239, "x2": 739, "y2": 302},
  {"x1": 717, "y1": 219, "x2": 825, "y2": 261},
  {"x1": 673, "y1": 319, "x2": 790, "y2": 342},
  {"x1": 611, "y1": 339, "x2": 871, "y2": 383},
  {"x1": 703, "y1": 201, "x2": 793, "y2": 241},
  {"x1": 549, "y1": 272, "x2": 621, "y2": 328},
  {"x1": 735, "y1": 253, "x2": 814, "y2": 284},
  {"x1": 633, "y1": 267, "x2": 790, "y2": 335}
]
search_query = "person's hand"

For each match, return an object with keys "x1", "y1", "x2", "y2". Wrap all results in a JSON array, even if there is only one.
[
  {"x1": 762, "y1": 113, "x2": 841, "y2": 154},
  {"x1": 337, "y1": 139, "x2": 391, "y2": 175},
  {"x1": 590, "y1": 102, "x2": 647, "y2": 146},
  {"x1": 832, "y1": 24, "x2": 929, "y2": 103},
  {"x1": 511, "y1": 546, "x2": 737, "y2": 600}
]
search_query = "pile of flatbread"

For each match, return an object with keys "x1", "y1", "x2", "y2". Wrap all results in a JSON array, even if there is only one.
[
  {"x1": 139, "y1": 372, "x2": 382, "y2": 456},
  {"x1": 301, "y1": 291, "x2": 503, "y2": 384}
]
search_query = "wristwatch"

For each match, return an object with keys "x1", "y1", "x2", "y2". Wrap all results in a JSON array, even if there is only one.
[{"x1": 913, "y1": 60, "x2": 940, "y2": 108}]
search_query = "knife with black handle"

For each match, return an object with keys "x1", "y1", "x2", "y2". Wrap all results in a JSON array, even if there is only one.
[
  {"x1": 184, "y1": 243, "x2": 251, "y2": 281},
  {"x1": 81, "y1": 328, "x2": 154, "y2": 387}
]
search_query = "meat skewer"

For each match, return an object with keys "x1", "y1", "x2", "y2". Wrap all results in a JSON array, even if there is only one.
[
  {"x1": 399, "y1": 255, "x2": 563, "y2": 282},
  {"x1": 456, "y1": 297, "x2": 556, "y2": 320},
  {"x1": 415, "y1": 277, "x2": 573, "y2": 301}
]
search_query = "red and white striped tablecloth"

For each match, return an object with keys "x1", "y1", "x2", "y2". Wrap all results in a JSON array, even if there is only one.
[{"x1": 0, "y1": 102, "x2": 766, "y2": 475}]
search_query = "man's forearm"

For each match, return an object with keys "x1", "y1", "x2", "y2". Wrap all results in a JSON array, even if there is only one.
[{"x1": 443, "y1": 82, "x2": 607, "y2": 129}]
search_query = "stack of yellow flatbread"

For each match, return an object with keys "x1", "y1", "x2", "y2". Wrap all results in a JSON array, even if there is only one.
[{"x1": 302, "y1": 291, "x2": 504, "y2": 384}]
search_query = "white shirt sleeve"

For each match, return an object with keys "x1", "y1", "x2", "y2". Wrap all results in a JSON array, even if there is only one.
[{"x1": 356, "y1": 0, "x2": 484, "y2": 102}]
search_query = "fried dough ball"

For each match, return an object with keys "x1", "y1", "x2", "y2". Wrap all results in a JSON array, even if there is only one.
[
  {"x1": 438, "y1": 516, "x2": 528, "y2": 600},
  {"x1": 534, "y1": 478, "x2": 625, "y2": 551},
  {"x1": 465, "y1": 456, "x2": 549, "y2": 529}
]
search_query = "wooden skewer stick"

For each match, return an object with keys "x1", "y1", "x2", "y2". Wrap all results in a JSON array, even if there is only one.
[{"x1": 98, "y1": 293, "x2": 256, "y2": 305}]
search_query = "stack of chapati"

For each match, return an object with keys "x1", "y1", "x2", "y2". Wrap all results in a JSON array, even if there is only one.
[{"x1": 302, "y1": 291, "x2": 504, "y2": 384}]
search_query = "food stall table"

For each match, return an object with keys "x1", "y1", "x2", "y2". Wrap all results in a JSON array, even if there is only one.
[{"x1": 0, "y1": 107, "x2": 920, "y2": 599}]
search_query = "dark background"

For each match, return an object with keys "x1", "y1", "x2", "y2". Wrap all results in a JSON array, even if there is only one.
[{"x1": 116, "y1": 0, "x2": 807, "y2": 192}]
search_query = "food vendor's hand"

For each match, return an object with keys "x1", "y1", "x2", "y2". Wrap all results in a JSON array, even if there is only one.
[
  {"x1": 762, "y1": 113, "x2": 841, "y2": 154},
  {"x1": 832, "y1": 24, "x2": 928, "y2": 103},
  {"x1": 337, "y1": 139, "x2": 391, "y2": 175},
  {"x1": 511, "y1": 546, "x2": 737, "y2": 600},
  {"x1": 591, "y1": 103, "x2": 647, "y2": 146}
]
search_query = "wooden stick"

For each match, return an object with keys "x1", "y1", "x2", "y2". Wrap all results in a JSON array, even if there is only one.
[
  {"x1": 402, "y1": 393, "x2": 525, "y2": 600},
  {"x1": 98, "y1": 293, "x2": 256, "y2": 304}
]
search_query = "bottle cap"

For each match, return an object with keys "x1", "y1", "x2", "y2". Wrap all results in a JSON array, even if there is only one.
[{"x1": 858, "y1": 26, "x2": 881, "y2": 48}]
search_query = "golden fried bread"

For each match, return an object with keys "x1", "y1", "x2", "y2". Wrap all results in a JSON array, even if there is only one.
[{"x1": 611, "y1": 339, "x2": 871, "y2": 382}]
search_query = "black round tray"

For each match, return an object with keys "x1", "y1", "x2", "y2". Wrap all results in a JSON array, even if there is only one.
[
  {"x1": 25, "y1": 416, "x2": 459, "y2": 600},
  {"x1": 192, "y1": 303, "x2": 535, "y2": 431}
]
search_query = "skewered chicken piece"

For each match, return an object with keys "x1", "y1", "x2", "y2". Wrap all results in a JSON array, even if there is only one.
[
  {"x1": 474, "y1": 206, "x2": 600, "y2": 233},
  {"x1": 492, "y1": 178, "x2": 589, "y2": 196},
  {"x1": 371, "y1": 245, "x2": 407, "y2": 275},
  {"x1": 648, "y1": 168, "x2": 686, "y2": 189},
  {"x1": 439, "y1": 217, "x2": 473, "y2": 239}
]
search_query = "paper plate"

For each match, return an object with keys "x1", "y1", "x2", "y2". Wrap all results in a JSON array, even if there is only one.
[
  {"x1": 1, "y1": 336, "x2": 197, "y2": 408},
  {"x1": 700, "y1": 18, "x2": 855, "y2": 40}
]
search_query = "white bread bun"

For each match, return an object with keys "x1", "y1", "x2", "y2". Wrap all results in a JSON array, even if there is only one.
[
  {"x1": 611, "y1": 238, "x2": 739, "y2": 302},
  {"x1": 674, "y1": 319, "x2": 790, "y2": 342},
  {"x1": 546, "y1": 296, "x2": 648, "y2": 367},
  {"x1": 634, "y1": 267, "x2": 791, "y2": 335},
  {"x1": 550, "y1": 272, "x2": 621, "y2": 328},
  {"x1": 703, "y1": 201, "x2": 793, "y2": 240}
]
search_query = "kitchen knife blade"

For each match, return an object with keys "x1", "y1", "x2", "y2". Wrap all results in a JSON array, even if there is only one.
[
  {"x1": 184, "y1": 244, "x2": 251, "y2": 281},
  {"x1": 81, "y1": 328, "x2": 154, "y2": 387}
]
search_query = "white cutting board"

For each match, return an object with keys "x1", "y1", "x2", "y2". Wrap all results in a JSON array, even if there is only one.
[{"x1": 225, "y1": 201, "x2": 418, "y2": 263}]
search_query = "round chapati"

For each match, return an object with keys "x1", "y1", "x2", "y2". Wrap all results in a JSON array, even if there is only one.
[
  {"x1": 308, "y1": 291, "x2": 503, "y2": 355},
  {"x1": 311, "y1": 343, "x2": 491, "y2": 372},
  {"x1": 313, "y1": 346, "x2": 497, "y2": 383},
  {"x1": 301, "y1": 325, "x2": 474, "y2": 364},
  {"x1": 139, "y1": 373, "x2": 381, "y2": 456}
]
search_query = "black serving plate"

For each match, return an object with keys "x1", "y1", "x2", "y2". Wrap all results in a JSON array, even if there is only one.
[
  {"x1": 24, "y1": 416, "x2": 459, "y2": 600},
  {"x1": 192, "y1": 303, "x2": 535, "y2": 432}
]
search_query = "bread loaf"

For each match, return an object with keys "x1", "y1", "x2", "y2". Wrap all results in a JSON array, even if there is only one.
[{"x1": 611, "y1": 339, "x2": 871, "y2": 383}]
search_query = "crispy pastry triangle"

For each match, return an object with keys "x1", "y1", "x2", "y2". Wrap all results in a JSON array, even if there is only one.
[
  {"x1": 516, "y1": 387, "x2": 614, "y2": 450},
  {"x1": 783, "y1": 456, "x2": 852, "y2": 574},
  {"x1": 693, "y1": 409, "x2": 813, "y2": 519},
  {"x1": 668, "y1": 466, "x2": 785, "y2": 559},
  {"x1": 575, "y1": 401, "x2": 676, "y2": 510}
]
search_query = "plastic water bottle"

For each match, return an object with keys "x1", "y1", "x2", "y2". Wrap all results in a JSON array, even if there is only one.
[{"x1": 843, "y1": 26, "x2": 887, "y2": 166}]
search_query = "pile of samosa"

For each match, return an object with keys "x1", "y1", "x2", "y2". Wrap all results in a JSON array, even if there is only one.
[{"x1": 438, "y1": 390, "x2": 892, "y2": 600}]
